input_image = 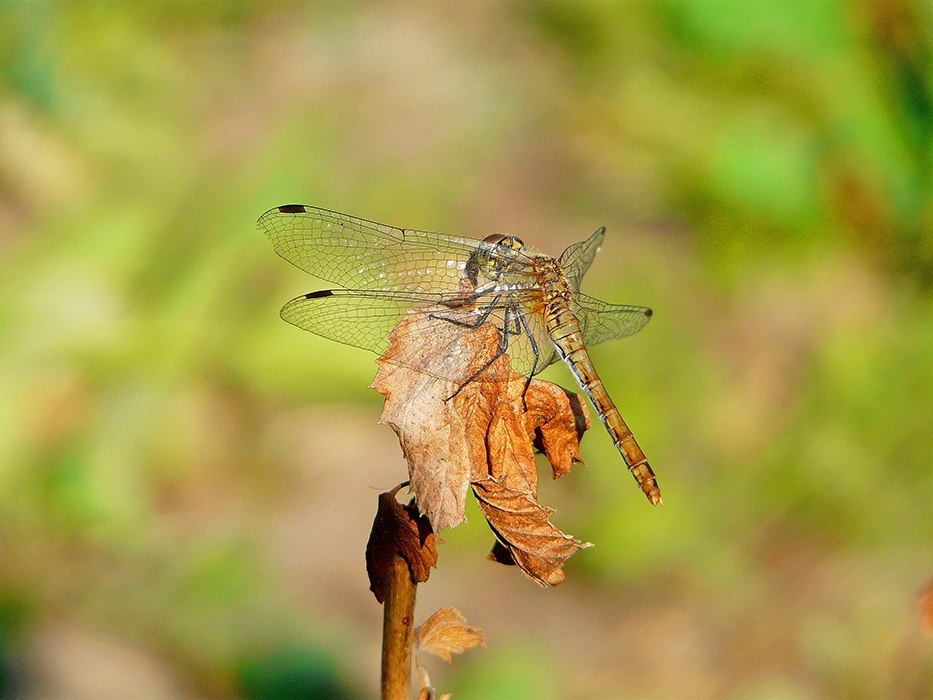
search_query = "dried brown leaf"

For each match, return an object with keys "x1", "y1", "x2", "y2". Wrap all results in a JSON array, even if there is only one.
[
  {"x1": 372, "y1": 310, "x2": 592, "y2": 585},
  {"x1": 365, "y1": 483, "x2": 438, "y2": 603},
  {"x1": 526, "y1": 380, "x2": 590, "y2": 478},
  {"x1": 473, "y1": 477, "x2": 592, "y2": 587},
  {"x1": 416, "y1": 607, "x2": 485, "y2": 663},
  {"x1": 372, "y1": 313, "x2": 507, "y2": 532},
  {"x1": 415, "y1": 608, "x2": 485, "y2": 695}
]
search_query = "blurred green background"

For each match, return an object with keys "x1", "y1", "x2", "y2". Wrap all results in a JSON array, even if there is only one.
[{"x1": 1, "y1": 1, "x2": 930, "y2": 698}]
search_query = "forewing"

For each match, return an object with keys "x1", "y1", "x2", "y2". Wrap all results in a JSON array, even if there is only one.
[
  {"x1": 558, "y1": 227, "x2": 604, "y2": 292},
  {"x1": 573, "y1": 293, "x2": 652, "y2": 347},
  {"x1": 258, "y1": 204, "x2": 534, "y2": 293}
]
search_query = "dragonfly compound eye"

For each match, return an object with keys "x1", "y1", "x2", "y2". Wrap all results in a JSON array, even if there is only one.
[
  {"x1": 480, "y1": 233, "x2": 525, "y2": 253},
  {"x1": 503, "y1": 235, "x2": 525, "y2": 252}
]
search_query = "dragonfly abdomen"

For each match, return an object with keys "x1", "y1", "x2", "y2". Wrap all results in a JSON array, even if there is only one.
[{"x1": 546, "y1": 304, "x2": 663, "y2": 506}]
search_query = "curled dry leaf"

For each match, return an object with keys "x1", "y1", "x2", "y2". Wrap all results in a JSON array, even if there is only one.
[
  {"x1": 372, "y1": 310, "x2": 592, "y2": 586},
  {"x1": 415, "y1": 607, "x2": 485, "y2": 695},
  {"x1": 365, "y1": 483, "x2": 438, "y2": 603}
]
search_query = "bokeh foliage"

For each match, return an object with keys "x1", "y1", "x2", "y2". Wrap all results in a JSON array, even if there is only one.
[{"x1": 1, "y1": 1, "x2": 930, "y2": 698}]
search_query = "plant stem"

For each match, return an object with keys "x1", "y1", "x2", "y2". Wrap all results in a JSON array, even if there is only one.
[{"x1": 381, "y1": 555, "x2": 417, "y2": 699}]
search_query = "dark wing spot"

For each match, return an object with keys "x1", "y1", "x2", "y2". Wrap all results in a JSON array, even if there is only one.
[
  {"x1": 277, "y1": 204, "x2": 307, "y2": 214},
  {"x1": 644, "y1": 308, "x2": 653, "y2": 317},
  {"x1": 304, "y1": 290, "x2": 334, "y2": 298}
]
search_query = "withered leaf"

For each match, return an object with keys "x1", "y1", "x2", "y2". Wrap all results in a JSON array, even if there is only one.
[
  {"x1": 365, "y1": 483, "x2": 438, "y2": 603},
  {"x1": 473, "y1": 477, "x2": 592, "y2": 587},
  {"x1": 372, "y1": 313, "x2": 507, "y2": 532},
  {"x1": 525, "y1": 380, "x2": 590, "y2": 478},
  {"x1": 372, "y1": 310, "x2": 592, "y2": 585},
  {"x1": 416, "y1": 607, "x2": 486, "y2": 663},
  {"x1": 415, "y1": 607, "x2": 485, "y2": 697}
]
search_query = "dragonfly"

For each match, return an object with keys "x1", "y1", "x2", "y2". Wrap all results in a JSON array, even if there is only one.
[{"x1": 259, "y1": 204, "x2": 661, "y2": 505}]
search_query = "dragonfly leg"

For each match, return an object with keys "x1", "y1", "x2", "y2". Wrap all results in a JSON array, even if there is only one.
[
  {"x1": 428, "y1": 294, "x2": 499, "y2": 330},
  {"x1": 444, "y1": 303, "x2": 515, "y2": 401},
  {"x1": 514, "y1": 310, "x2": 540, "y2": 409}
]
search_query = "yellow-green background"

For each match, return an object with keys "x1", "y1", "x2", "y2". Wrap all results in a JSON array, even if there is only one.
[{"x1": 1, "y1": 2, "x2": 930, "y2": 698}]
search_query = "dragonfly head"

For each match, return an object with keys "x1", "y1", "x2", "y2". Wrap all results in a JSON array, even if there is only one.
[
  {"x1": 466, "y1": 233, "x2": 526, "y2": 285},
  {"x1": 480, "y1": 233, "x2": 525, "y2": 252}
]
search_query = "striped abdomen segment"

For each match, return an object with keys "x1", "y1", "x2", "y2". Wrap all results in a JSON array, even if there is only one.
[{"x1": 545, "y1": 303, "x2": 662, "y2": 506}]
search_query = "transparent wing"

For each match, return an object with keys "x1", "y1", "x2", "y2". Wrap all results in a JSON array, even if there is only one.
[
  {"x1": 258, "y1": 204, "x2": 537, "y2": 293},
  {"x1": 573, "y1": 293, "x2": 653, "y2": 347},
  {"x1": 279, "y1": 289, "x2": 448, "y2": 355},
  {"x1": 558, "y1": 227, "x2": 604, "y2": 292},
  {"x1": 279, "y1": 288, "x2": 558, "y2": 380}
]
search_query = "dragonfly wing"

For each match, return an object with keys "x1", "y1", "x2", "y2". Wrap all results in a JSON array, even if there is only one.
[
  {"x1": 258, "y1": 204, "x2": 535, "y2": 293},
  {"x1": 280, "y1": 287, "x2": 559, "y2": 382},
  {"x1": 558, "y1": 227, "x2": 605, "y2": 292},
  {"x1": 573, "y1": 292, "x2": 652, "y2": 347},
  {"x1": 280, "y1": 289, "x2": 451, "y2": 355}
]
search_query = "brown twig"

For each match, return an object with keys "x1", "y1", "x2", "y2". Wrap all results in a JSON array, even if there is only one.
[
  {"x1": 381, "y1": 555, "x2": 417, "y2": 699},
  {"x1": 367, "y1": 485, "x2": 437, "y2": 698}
]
